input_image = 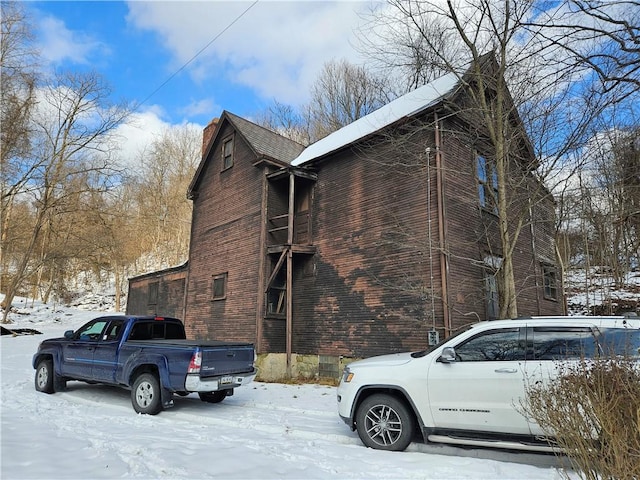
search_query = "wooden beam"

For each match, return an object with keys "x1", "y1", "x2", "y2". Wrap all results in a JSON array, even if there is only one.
[
  {"x1": 287, "y1": 172, "x2": 295, "y2": 245},
  {"x1": 265, "y1": 249, "x2": 287, "y2": 291},
  {"x1": 286, "y1": 248, "x2": 293, "y2": 377},
  {"x1": 256, "y1": 170, "x2": 269, "y2": 352}
]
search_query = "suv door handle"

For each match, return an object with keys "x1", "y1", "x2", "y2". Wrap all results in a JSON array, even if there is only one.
[{"x1": 494, "y1": 368, "x2": 517, "y2": 373}]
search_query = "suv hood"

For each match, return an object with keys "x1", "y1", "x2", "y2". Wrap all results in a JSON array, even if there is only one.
[{"x1": 350, "y1": 352, "x2": 413, "y2": 368}]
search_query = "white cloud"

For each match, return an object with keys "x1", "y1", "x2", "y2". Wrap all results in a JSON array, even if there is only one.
[
  {"x1": 36, "y1": 14, "x2": 108, "y2": 67},
  {"x1": 125, "y1": 1, "x2": 374, "y2": 106},
  {"x1": 113, "y1": 108, "x2": 204, "y2": 168},
  {"x1": 180, "y1": 98, "x2": 220, "y2": 119},
  {"x1": 114, "y1": 108, "x2": 172, "y2": 164}
]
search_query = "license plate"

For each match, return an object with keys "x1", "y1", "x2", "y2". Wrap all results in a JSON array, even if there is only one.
[{"x1": 220, "y1": 376, "x2": 233, "y2": 385}]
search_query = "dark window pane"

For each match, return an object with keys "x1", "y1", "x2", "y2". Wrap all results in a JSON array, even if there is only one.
[
  {"x1": 148, "y1": 282, "x2": 159, "y2": 305},
  {"x1": 598, "y1": 328, "x2": 640, "y2": 357},
  {"x1": 543, "y1": 266, "x2": 557, "y2": 300},
  {"x1": 223, "y1": 138, "x2": 233, "y2": 169},
  {"x1": 105, "y1": 320, "x2": 124, "y2": 341},
  {"x1": 484, "y1": 271, "x2": 499, "y2": 320},
  {"x1": 455, "y1": 328, "x2": 524, "y2": 361},
  {"x1": 532, "y1": 328, "x2": 597, "y2": 360},
  {"x1": 165, "y1": 323, "x2": 186, "y2": 340},
  {"x1": 213, "y1": 274, "x2": 227, "y2": 300}
]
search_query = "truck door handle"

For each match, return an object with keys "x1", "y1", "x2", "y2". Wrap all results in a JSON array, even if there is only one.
[{"x1": 494, "y1": 368, "x2": 517, "y2": 373}]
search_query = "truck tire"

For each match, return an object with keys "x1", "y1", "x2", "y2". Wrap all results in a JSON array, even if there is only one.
[
  {"x1": 131, "y1": 373, "x2": 162, "y2": 415},
  {"x1": 198, "y1": 391, "x2": 227, "y2": 403},
  {"x1": 355, "y1": 393, "x2": 414, "y2": 451},
  {"x1": 35, "y1": 359, "x2": 54, "y2": 394}
]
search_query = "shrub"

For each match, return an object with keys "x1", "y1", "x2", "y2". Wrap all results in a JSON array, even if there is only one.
[{"x1": 524, "y1": 356, "x2": 640, "y2": 480}]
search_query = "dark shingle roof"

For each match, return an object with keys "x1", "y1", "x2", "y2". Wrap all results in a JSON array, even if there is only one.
[{"x1": 225, "y1": 112, "x2": 305, "y2": 164}]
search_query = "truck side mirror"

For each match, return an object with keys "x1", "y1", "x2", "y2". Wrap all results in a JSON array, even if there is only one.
[
  {"x1": 64, "y1": 330, "x2": 74, "y2": 339},
  {"x1": 438, "y1": 347, "x2": 456, "y2": 363}
]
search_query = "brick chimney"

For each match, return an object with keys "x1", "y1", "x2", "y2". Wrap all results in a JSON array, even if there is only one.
[{"x1": 202, "y1": 117, "x2": 219, "y2": 156}]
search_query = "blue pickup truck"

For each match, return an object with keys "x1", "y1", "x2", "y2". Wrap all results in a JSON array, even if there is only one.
[{"x1": 33, "y1": 315, "x2": 257, "y2": 414}]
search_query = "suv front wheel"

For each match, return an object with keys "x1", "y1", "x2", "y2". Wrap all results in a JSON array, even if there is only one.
[{"x1": 355, "y1": 393, "x2": 414, "y2": 451}]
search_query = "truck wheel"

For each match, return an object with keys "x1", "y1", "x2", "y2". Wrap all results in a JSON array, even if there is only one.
[
  {"x1": 355, "y1": 393, "x2": 414, "y2": 451},
  {"x1": 131, "y1": 373, "x2": 162, "y2": 415},
  {"x1": 35, "y1": 359, "x2": 54, "y2": 394},
  {"x1": 198, "y1": 391, "x2": 227, "y2": 403}
]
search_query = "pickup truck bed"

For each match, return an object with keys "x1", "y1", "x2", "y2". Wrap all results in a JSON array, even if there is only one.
[{"x1": 33, "y1": 315, "x2": 257, "y2": 414}]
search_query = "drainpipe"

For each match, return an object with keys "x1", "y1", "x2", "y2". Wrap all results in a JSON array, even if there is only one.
[{"x1": 434, "y1": 112, "x2": 451, "y2": 337}]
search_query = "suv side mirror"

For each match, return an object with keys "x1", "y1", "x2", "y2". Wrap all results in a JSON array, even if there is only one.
[
  {"x1": 64, "y1": 330, "x2": 74, "y2": 339},
  {"x1": 438, "y1": 347, "x2": 456, "y2": 363}
]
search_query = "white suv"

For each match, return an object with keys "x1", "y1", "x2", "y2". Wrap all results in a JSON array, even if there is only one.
[{"x1": 337, "y1": 315, "x2": 640, "y2": 452}]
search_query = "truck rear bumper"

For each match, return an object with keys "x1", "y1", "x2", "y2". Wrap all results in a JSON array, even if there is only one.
[{"x1": 184, "y1": 368, "x2": 258, "y2": 392}]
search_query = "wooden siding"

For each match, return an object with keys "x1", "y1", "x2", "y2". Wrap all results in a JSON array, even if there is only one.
[
  {"x1": 126, "y1": 266, "x2": 187, "y2": 319},
  {"x1": 439, "y1": 116, "x2": 562, "y2": 332},
  {"x1": 290, "y1": 138, "x2": 443, "y2": 358},
  {"x1": 184, "y1": 121, "x2": 264, "y2": 343}
]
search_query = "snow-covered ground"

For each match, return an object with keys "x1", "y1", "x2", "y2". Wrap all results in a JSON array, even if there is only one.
[
  {"x1": 0, "y1": 300, "x2": 576, "y2": 479},
  {"x1": 565, "y1": 268, "x2": 640, "y2": 315}
]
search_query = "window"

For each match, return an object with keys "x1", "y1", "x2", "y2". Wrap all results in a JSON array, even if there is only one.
[
  {"x1": 530, "y1": 327, "x2": 597, "y2": 360},
  {"x1": 482, "y1": 255, "x2": 502, "y2": 320},
  {"x1": 104, "y1": 320, "x2": 125, "y2": 341},
  {"x1": 477, "y1": 155, "x2": 498, "y2": 214},
  {"x1": 128, "y1": 321, "x2": 185, "y2": 341},
  {"x1": 76, "y1": 320, "x2": 109, "y2": 341},
  {"x1": 597, "y1": 328, "x2": 640, "y2": 358},
  {"x1": 455, "y1": 328, "x2": 525, "y2": 361},
  {"x1": 542, "y1": 265, "x2": 558, "y2": 300},
  {"x1": 598, "y1": 328, "x2": 640, "y2": 359},
  {"x1": 212, "y1": 273, "x2": 227, "y2": 300},
  {"x1": 148, "y1": 282, "x2": 158, "y2": 306},
  {"x1": 222, "y1": 136, "x2": 234, "y2": 170},
  {"x1": 266, "y1": 266, "x2": 286, "y2": 316}
]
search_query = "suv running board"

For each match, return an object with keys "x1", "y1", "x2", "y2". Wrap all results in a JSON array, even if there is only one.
[{"x1": 427, "y1": 434, "x2": 559, "y2": 453}]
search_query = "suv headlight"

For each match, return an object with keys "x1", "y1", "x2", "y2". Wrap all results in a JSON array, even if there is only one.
[{"x1": 341, "y1": 367, "x2": 354, "y2": 383}]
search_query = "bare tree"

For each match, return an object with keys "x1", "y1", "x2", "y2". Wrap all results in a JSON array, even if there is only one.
[
  {"x1": 1, "y1": 71, "x2": 129, "y2": 323},
  {"x1": 306, "y1": 59, "x2": 392, "y2": 141},
  {"x1": 524, "y1": 1, "x2": 640, "y2": 103},
  {"x1": 255, "y1": 101, "x2": 312, "y2": 146},
  {"x1": 0, "y1": 1, "x2": 37, "y2": 295},
  {"x1": 258, "y1": 59, "x2": 393, "y2": 144},
  {"x1": 126, "y1": 125, "x2": 200, "y2": 270}
]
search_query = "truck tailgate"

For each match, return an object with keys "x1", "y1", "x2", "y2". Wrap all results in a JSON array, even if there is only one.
[{"x1": 200, "y1": 344, "x2": 255, "y2": 377}]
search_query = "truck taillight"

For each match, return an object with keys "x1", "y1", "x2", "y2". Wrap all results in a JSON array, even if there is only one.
[{"x1": 188, "y1": 351, "x2": 202, "y2": 373}]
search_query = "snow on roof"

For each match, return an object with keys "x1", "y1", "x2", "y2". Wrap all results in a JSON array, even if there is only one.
[{"x1": 291, "y1": 71, "x2": 460, "y2": 167}]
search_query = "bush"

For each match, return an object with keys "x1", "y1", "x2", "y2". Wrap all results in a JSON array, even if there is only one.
[{"x1": 524, "y1": 356, "x2": 640, "y2": 480}]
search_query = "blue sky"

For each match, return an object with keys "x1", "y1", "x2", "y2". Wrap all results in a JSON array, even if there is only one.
[{"x1": 27, "y1": 1, "x2": 375, "y2": 154}]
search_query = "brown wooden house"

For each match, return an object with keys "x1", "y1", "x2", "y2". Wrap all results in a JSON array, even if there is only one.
[{"x1": 129, "y1": 58, "x2": 563, "y2": 379}]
